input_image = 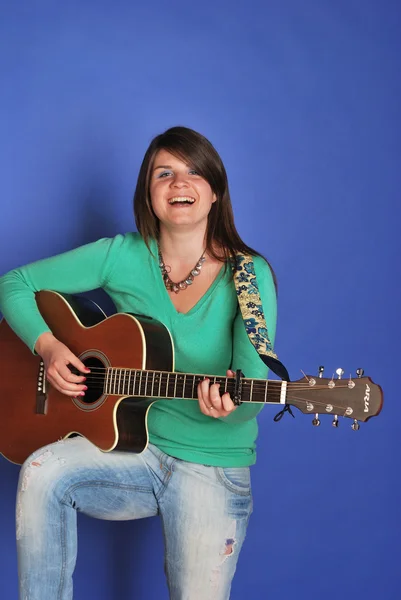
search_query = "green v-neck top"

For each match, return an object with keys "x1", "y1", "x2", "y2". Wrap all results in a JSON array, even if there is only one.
[{"x1": 0, "y1": 233, "x2": 277, "y2": 467}]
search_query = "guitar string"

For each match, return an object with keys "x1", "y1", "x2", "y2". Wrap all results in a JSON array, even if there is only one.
[
  {"x1": 74, "y1": 365, "x2": 356, "y2": 383},
  {"x1": 70, "y1": 368, "x2": 353, "y2": 386},
  {"x1": 71, "y1": 374, "x2": 354, "y2": 392}
]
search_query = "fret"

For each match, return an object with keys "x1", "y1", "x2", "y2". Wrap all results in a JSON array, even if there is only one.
[
  {"x1": 159, "y1": 372, "x2": 167, "y2": 397},
  {"x1": 250, "y1": 379, "x2": 254, "y2": 402},
  {"x1": 112, "y1": 369, "x2": 117, "y2": 395},
  {"x1": 224, "y1": 377, "x2": 228, "y2": 394},
  {"x1": 183, "y1": 374, "x2": 193, "y2": 399},
  {"x1": 105, "y1": 368, "x2": 110, "y2": 395},
  {"x1": 166, "y1": 373, "x2": 170, "y2": 397},
  {"x1": 264, "y1": 380, "x2": 268, "y2": 404},
  {"x1": 115, "y1": 369, "x2": 119, "y2": 395},
  {"x1": 158, "y1": 371, "x2": 162, "y2": 397},
  {"x1": 140, "y1": 371, "x2": 145, "y2": 396},
  {"x1": 177, "y1": 374, "x2": 185, "y2": 398},
  {"x1": 122, "y1": 369, "x2": 126, "y2": 395},
  {"x1": 191, "y1": 375, "x2": 196, "y2": 399},
  {"x1": 145, "y1": 371, "x2": 149, "y2": 396},
  {"x1": 168, "y1": 374, "x2": 176, "y2": 399},
  {"x1": 117, "y1": 369, "x2": 121, "y2": 394},
  {"x1": 127, "y1": 370, "x2": 132, "y2": 395},
  {"x1": 151, "y1": 371, "x2": 155, "y2": 397},
  {"x1": 182, "y1": 374, "x2": 187, "y2": 398},
  {"x1": 241, "y1": 379, "x2": 248, "y2": 402}
]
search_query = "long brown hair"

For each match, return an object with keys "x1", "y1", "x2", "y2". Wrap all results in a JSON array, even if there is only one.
[{"x1": 133, "y1": 126, "x2": 273, "y2": 274}]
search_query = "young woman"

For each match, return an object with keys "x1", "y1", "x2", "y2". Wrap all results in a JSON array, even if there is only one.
[{"x1": 0, "y1": 126, "x2": 277, "y2": 600}]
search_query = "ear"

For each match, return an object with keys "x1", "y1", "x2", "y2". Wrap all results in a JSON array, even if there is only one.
[{"x1": 212, "y1": 193, "x2": 217, "y2": 203}]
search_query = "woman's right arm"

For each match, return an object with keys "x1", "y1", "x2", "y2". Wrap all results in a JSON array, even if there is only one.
[
  {"x1": 0, "y1": 235, "x2": 125, "y2": 395},
  {"x1": 0, "y1": 235, "x2": 124, "y2": 352}
]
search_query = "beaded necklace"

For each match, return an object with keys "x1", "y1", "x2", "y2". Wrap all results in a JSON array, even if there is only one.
[{"x1": 158, "y1": 245, "x2": 206, "y2": 294}]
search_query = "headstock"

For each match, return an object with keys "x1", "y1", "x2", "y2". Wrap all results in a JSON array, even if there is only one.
[{"x1": 287, "y1": 367, "x2": 383, "y2": 429}]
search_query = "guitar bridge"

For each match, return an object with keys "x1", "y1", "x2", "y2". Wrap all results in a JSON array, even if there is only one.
[{"x1": 36, "y1": 360, "x2": 47, "y2": 415}]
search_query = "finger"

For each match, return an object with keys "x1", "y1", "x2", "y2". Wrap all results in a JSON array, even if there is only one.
[
  {"x1": 221, "y1": 392, "x2": 235, "y2": 413},
  {"x1": 197, "y1": 379, "x2": 212, "y2": 415},
  {"x1": 68, "y1": 355, "x2": 91, "y2": 376},
  {"x1": 60, "y1": 362, "x2": 87, "y2": 383},
  {"x1": 208, "y1": 383, "x2": 229, "y2": 418},
  {"x1": 226, "y1": 369, "x2": 235, "y2": 377},
  {"x1": 209, "y1": 383, "x2": 223, "y2": 410},
  {"x1": 47, "y1": 375, "x2": 87, "y2": 397},
  {"x1": 47, "y1": 368, "x2": 87, "y2": 394},
  {"x1": 198, "y1": 378, "x2": 220, "y2": 417}
]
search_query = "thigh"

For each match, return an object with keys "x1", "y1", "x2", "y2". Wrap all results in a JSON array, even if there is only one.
[
  {"x1": 158, "y1": 456, "x2": 253, "y2": 600},
  {"x1": 18, "y1": 436, "x2": 159, "y2": 522}
]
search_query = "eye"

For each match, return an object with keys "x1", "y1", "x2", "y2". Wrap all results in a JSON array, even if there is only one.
[
  {"x1": 189, "y1": 169, "x2": 200, "y2": 176},
  {"x1": 157, "y1": 170, "x2": 172, "y2": 178}
]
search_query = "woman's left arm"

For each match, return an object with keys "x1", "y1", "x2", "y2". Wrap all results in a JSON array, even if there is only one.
[
  {"x1": 219, "y1": 255, "x2": 278, "y2": 423},
  {"x1": 197, "y1": 255, "x2": 278, "y2": 422}
]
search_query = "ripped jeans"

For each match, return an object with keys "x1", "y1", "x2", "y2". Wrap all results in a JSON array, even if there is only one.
[{"x1": 16, "y1": 437, "x2": 253, "y2": 600}]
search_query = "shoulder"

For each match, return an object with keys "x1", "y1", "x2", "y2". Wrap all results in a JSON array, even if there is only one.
[
  {"x1": 252, "y1": 255, "x2": 274, "y2": 279},
  {"x1": 99, "y1": 231, "x2": 150, "y2": 254},
  {"x1": 239, "y1": 254, "x2": 275, "y2": 290},
  {"x1": 248, "y1": 255, "x2": 277, "y2": 306}
]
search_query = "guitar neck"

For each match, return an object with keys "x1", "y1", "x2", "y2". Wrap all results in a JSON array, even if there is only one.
[{"x1": 105, "y1": 368, "x2": 285, "y2": 404}]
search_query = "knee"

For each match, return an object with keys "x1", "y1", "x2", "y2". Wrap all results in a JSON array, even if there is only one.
[{"x1": 18, "y1": 443, "x2": 66, "y2": 496}]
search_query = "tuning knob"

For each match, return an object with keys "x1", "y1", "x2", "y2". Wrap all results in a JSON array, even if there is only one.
[
  {"x1": 312, "y1": 414, "x2": 321, "y2": 426},
  {"x1": 318, "y1": 366, "x2": 324, "y2": 378},
  {"x1": 336, "y1": 368, "x2": 344, "y2": 379},
  {"x1": 351, "y1": 419, "x2": 360, "y2": 431},
  {"x1": 332, "y1": 416, "x2": 339, "y2": 428},
  {"x1": 356, "y1": 368, "x2": 364, "y2": 378}
]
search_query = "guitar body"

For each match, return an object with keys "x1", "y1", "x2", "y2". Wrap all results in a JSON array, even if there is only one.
[{"x1": 0, "y1": 291, "x2": 173, "y2": 465}]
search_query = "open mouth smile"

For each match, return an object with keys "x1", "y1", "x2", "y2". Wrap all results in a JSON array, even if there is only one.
[{"x1": 168, "y1": 196, "x2": 196, "y2": 205}]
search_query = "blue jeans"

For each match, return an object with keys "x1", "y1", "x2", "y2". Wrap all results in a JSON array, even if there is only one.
[{"x1": 16, "y1": 437, "x2": 253, "y2": 599}]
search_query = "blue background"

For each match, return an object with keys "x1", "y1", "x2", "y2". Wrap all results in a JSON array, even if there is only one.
[{"x1": 0, "y1": 1, "x2": 400, "y2": 599}]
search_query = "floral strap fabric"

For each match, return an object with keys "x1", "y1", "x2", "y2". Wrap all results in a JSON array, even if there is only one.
[{"x1": 233, "y1": 253, "x2": 290, "y2": 382}]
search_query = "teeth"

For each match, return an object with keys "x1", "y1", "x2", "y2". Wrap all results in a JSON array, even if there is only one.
[{"x1": 168, "y1": 197, "x2": 195, "y2": 205}]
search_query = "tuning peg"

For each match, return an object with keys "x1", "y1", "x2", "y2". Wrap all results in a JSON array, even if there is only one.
[
  {"x1": 336, "y1": 368, "x2": 344, "y2": 379},
  {"x1": 332, "y1": 416, "x2": 339, "y2": 428},
  {"x1": 318, "y1": 366, "x2": 324, "y2": 378},
  {"x1": 356, "y1": 368, "x2": 364, "y2": 378},
  {"x1": 351, "y1": 419, "x2": 360, "y2": 431},
  {"x1": 312, "y1": 414, "x2": 321, "y2": 426}
]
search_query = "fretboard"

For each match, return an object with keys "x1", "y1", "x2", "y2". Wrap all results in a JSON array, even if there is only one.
[{"x1": 104, "y1": 368, "x2": 287, "y2": 404}]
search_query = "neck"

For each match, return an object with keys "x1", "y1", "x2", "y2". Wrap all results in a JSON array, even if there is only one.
[{"x1": 158, "y1": 225, "x2": 207, "y2": 263}]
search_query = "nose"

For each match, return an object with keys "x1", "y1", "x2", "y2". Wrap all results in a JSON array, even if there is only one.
[{"x1": 169, "y1": 173, "x2": 190, "y2": 188}]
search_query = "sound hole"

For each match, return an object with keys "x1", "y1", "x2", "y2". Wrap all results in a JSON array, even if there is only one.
[{"x1": 69, "y1": 355, "x2": 107, "y2": 409}]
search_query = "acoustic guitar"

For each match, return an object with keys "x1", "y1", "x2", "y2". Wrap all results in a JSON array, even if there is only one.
[{"x1": 0, "y1": 291, "x2": 383, "y2": 465}]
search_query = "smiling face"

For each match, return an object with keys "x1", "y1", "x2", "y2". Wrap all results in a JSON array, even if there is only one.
[{"x1": 149, "y1": 149, "x2": 216, "y2": 233}]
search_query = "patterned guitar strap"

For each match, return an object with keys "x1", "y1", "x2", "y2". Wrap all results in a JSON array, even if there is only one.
[{"x1": 233, "y1": 252, "x2": 293, "y2": 420}]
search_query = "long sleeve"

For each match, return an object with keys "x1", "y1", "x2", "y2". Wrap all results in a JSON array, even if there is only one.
[
  {"x1": 0, "y1": 235, "x2": 124, "y2": 352},
  {"x1": 222, "y1": 255, "x2": 278, "y2": 423}
]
